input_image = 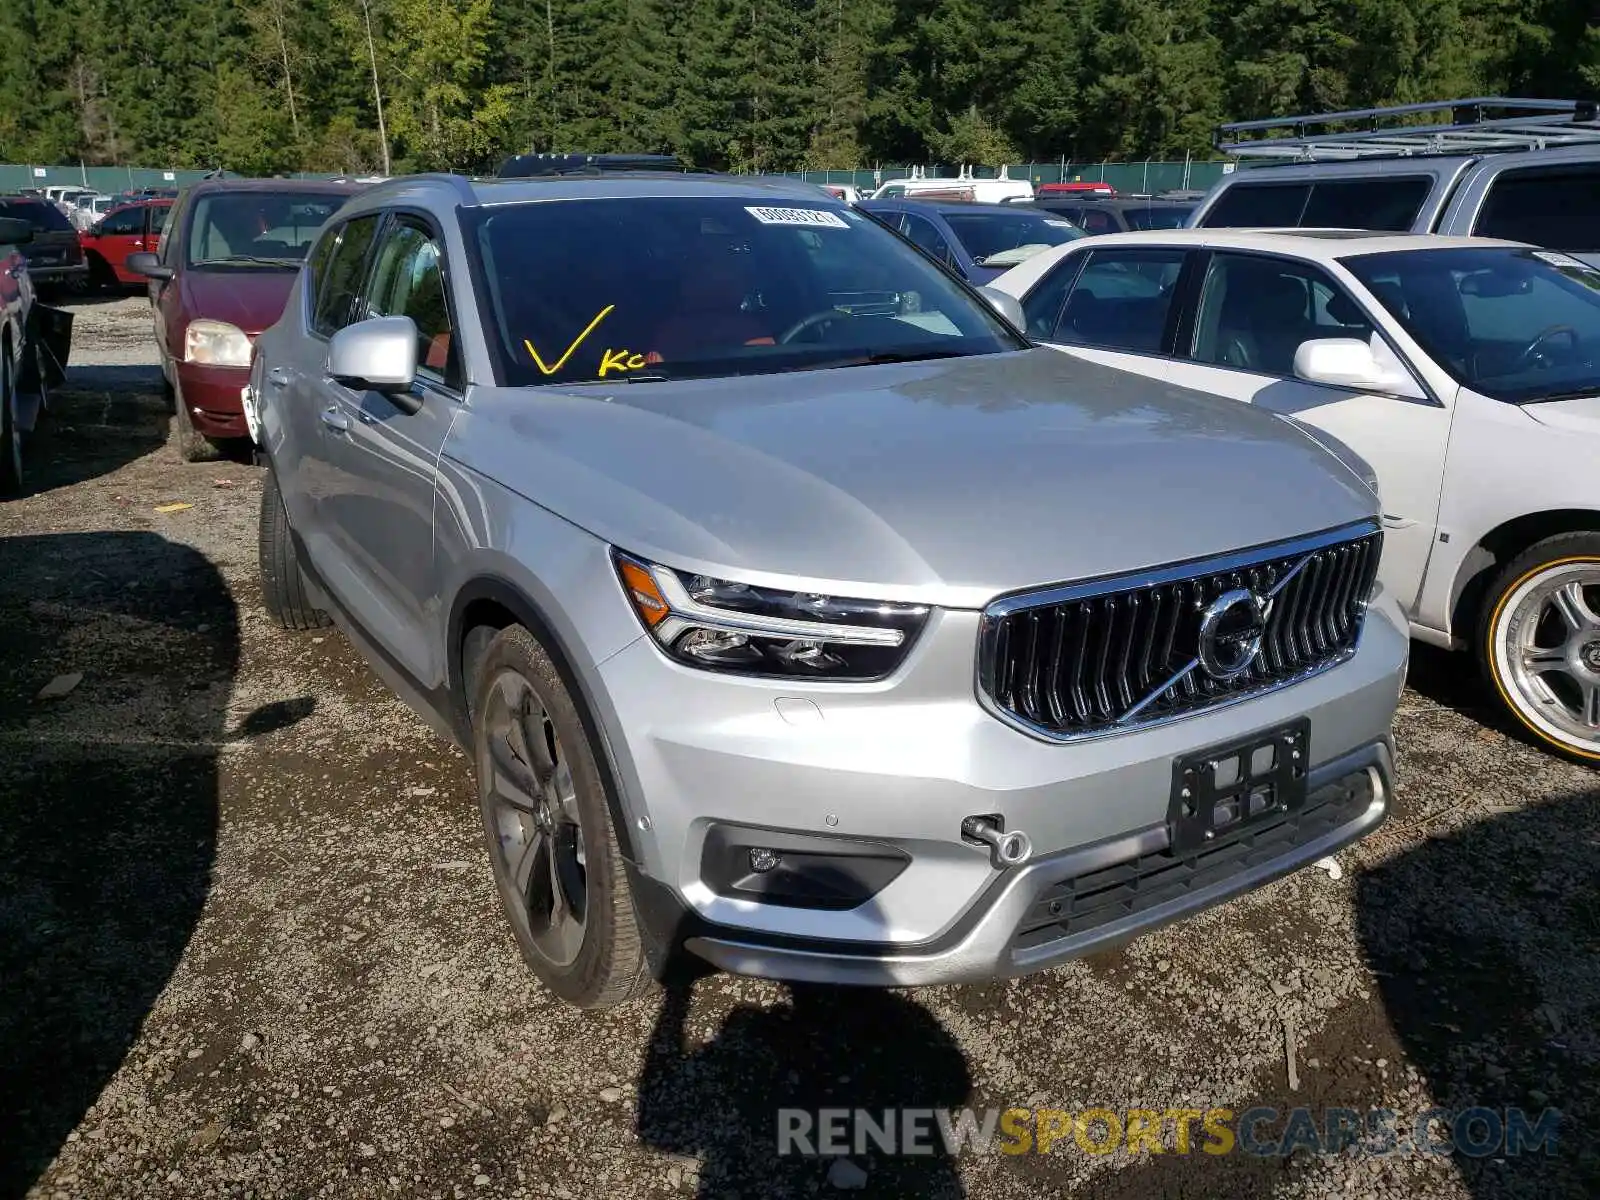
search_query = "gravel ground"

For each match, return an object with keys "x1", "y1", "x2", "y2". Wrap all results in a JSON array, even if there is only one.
[{"x1": 2, "y1": 295, "x2": 1597, "y2": 1200}]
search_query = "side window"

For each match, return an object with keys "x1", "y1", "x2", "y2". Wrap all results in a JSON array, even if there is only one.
[
  {"x1": 1191, "y1": 253, "x2": 1373, "y2": 377},
  {"x1": 99, "y1": 207, "x2": 145, "y2": 236},
  {"x1": 900, "y1": 213, "x2": 953, "y2": 267},
  {"x1": 1474, "y1": 165, "x2": 1600, "y2": 252},
  {"x1": 1021, "y1": 254, "x2": 1086, "y2": 339},
  {"x1": 157, "y1": 196, "x2": 186, "y2": 263},
  {"x1": 364, "y1": 219, "x2": 461, "y2": 390},
  {"x1": 1301, "y1": 177, "x2": 1431, "y2": 231},
  {"x1": 1202, "y1": 182, "x2": 1310, "y2": 228},
  {"x1": 148, "y1": 204, "x2": 172, "y2": 240},
  {"x1": 1076, "y1": 208, "x2": 1120, "y2": 236},
  {"x1": 1054, "y1": 247, "x2": 1186, "y2": 352},
  {"x1": 311, "y1": 215, "x2": 379, "y2": 337}
]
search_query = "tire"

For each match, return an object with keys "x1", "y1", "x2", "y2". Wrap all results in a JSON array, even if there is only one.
[
  {"x1": 172, "y1": 383, "x2": 221, "y2": 462},
  {"x1": 257, "y1": 468, "x2": 332, "y2": 631},
  {"x1": 0, "y1": 350, "x2": 21, "y2": 496},
  {"x1": 471, "y1": 625, "x2": 652, "y2": 1009},
  {"x1": 1478, "y1": 532, "x2": 1600, "y2": 765}
]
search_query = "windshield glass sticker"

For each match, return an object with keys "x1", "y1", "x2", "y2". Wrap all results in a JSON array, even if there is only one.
[
  {"x1": 1044, "y1": 220, "x2": 1075, "y2": 228},
  {"x1": 745, "y1": 206, "x2": 850, "y2": 230},
  {"x1": 524, "y1": 305, "x2": 614, "y2": 376},
  {"x1": 1532, "y1": 250, "x2": 1594, "y2": 274}
]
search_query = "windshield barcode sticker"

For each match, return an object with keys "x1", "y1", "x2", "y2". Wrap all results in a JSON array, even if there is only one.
[{"x1": 745, "y1": 206, "x2": 850, "y2": 229}]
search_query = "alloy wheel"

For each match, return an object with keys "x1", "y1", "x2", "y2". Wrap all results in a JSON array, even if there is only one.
[
  {"x1": 1494, "y1": 561, "x2": 1600, "y2": 754},
  {"x1": 480, "y1": 668, "x2": 588, "y2": 967}
]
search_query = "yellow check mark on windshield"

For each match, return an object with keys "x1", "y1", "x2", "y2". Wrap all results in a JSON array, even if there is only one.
[{"x1": 523, "y1": 305, "x2": 615, "y2": 376}]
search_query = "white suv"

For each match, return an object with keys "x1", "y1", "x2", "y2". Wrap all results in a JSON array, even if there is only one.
[{"x1": 994, "y1": 229, "x2": 1600, "y2": 762}]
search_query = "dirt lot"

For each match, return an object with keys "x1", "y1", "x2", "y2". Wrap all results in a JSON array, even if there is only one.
[{"x1": 2, "y1": 295, "x2": 1597, "y2": 1200}]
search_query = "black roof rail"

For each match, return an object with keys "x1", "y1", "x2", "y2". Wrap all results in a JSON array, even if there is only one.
[
  {"x1": 496, "y1": 152, "x2": 687, "y2": 178},
  {"x1": 1216, "y1": 97, "x2": 1600, "y2": 162}
]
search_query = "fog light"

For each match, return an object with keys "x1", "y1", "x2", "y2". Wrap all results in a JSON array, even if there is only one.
[{"x1": 748, "y1": 848, "x2": 780, "y2": 873}]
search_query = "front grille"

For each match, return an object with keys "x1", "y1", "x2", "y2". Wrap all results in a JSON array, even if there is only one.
[
  {"x1": 979, "y1": 523, "x2": 1381, "y2": 740},
  {"x1": 1011, "y1": 767, "x2": 1376, "y2": 951}
]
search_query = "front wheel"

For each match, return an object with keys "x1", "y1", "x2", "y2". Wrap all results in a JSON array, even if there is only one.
[
  {"x1": 172, "y1": 383, "x2": 221, "y2": 462},
  {"x1": 471, "y1": 625, "x2": 652, "y2": 1008},
  {"x1": 257, "y1": 468, "x2": 332, "y2": 631},
  {"x1": 1479, "y1": 533, "x2": 1600, "y2": 764},
  {"x1": 1, "y1": 350, "x2": 21, "y2": 496}
]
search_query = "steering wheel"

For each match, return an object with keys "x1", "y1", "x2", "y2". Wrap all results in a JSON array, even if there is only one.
[
  {"x1": 1510, "y1": 324, "x2": 1579, "y2": 371},
  {"x1": 779, "y1": 307, "x2": 847, "y2": 345}
]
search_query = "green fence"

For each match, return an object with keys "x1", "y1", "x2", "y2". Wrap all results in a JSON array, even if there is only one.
[
  {"x1": 772, "y1": 160, "x2": 1230, "y2": 194},
  {"x1": 4, "y1": 158, "x2": 1232, "y2": 196}
]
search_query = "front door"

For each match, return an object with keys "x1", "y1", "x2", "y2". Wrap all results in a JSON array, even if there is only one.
[
  {"x1": 1168, "y1": 251, "x2": 1453, "y2": 611},
  {"x1": 314, "y1": 214, "x2": 463, "y2": 687},
  {"x1": 87, "y1": 204, "x2": 150, "y2": 283}
]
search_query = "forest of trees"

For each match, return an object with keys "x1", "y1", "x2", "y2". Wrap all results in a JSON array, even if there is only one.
[{"x1": 1, "y1": 0, "x2": 1597, "y2": 176}]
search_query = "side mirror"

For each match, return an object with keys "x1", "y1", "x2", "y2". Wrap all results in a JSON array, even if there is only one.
[
  {"x1": 0, "y1": 216, "x2": 34, "y2": 246},
  {"x1": 977, "y1": 285, "x2": 1027, "y2": 330},
  {"x1": 126, "y1": 251, "x2": 172, "y2": 280},
  {"x1": 1293, "y1": 337, "x2": 1424, "y2": 400},
  {"x1": 327, "y1": 316, "x2": 419, "y2": 404}
]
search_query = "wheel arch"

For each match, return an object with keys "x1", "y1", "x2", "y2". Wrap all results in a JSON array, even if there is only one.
[
  {"x1": 1450, "y1": 508, "x2": 1600, "y2": 641},
  {"x1": 447, "y1": 575, "x2": 641, "y2": 863}
]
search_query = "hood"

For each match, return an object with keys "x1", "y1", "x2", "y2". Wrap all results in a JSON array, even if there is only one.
[
  {"x1": 1524, "y1": 393, "x2": 1600, "y2": 436},
  {"x1": 453, "y1": 350, "x2": 1379, "y2": 608},
  {"x1": 181, "y1": 268, "x2": 299, "y2": 337}
]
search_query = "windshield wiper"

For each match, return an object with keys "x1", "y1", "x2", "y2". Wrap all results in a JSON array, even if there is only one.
[
  {"x1": 198, "y1": 255, "x2": 302, "y2": 268},
  {"x1": 807, "y1": 349, "x2": 975, "y2": 370}
]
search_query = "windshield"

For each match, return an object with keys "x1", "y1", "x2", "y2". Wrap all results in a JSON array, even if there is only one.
[
  {"x1": 1125, "y1": 205, "x2": 1194, "y2": 231},
  {"x1": 940, "y1": 210, "x2": 1084, "y2": 266},
  {"x1": 471, "y1": 196, "x2": 1023, "y2": 387},
  {"x1": 187, "y1": 192, "x2": 345, "y2": 269},
  {"x1": 1345, "y1": 247, "x2": 1600, "y2": 403}
]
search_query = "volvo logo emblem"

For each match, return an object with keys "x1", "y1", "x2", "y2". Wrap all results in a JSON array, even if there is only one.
[{"x1": 1197, "y1": 588, "x2": 1269, "y2": 681}]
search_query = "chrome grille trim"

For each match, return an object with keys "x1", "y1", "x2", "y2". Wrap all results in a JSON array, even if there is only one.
[{"x1": 977, "y1": 520, "x2": 1383, "y2": 743}]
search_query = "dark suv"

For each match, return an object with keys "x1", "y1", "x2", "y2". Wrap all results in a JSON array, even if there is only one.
[{"x1": 0, "y1": 196, "x2": 86, "y2": 292}]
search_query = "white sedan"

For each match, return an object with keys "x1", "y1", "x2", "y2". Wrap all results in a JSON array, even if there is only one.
[{"x1": 992, "y1": 229, "x2": 1600, "y2": 763}]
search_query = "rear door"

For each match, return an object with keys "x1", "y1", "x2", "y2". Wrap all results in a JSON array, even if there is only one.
[
  {"x1": 1166, "y1": 250, "x2": 1451, "y2": 608},
  {"x1": 311, "y1": 212, "x2": 462, "y2": 684},
  {"x1": 273, "y1": 213, "x2": 381, "y2": 588}
]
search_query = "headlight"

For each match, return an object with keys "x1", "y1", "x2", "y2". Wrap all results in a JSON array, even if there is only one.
[
  {"x1": 184, "y1": 319, "x2": 253, "y2": 367},
  {"x1": 614, "y1": 552, "x2": 928, "y2": 680}
]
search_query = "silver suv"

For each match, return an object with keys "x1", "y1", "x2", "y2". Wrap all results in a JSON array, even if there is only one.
[{"x1": 251, "y1": 173, "x2": 1408, "y2": 1008}]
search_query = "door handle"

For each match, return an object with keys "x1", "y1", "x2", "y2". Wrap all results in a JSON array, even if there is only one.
[
  {"x1": 320, "y1": 406, "x2": 351, "y2": 433},
  {"x1": 266, "y1": 367, "x2": 290, "y2": 388}
]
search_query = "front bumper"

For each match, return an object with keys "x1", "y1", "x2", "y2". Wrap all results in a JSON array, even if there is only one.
[
  {"x1": 597, "y1": 587, "x2": 1409, "y2": 987},
  {"x1": 176, "y1": 361, "x2": 250, "y2": 438}
]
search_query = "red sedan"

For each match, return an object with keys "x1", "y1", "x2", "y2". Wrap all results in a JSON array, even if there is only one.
[{"x1": 128, "y1": 179, "x2": 367, "y2": 461}]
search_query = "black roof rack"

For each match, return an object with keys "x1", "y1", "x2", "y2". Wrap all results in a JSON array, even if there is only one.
[
  {"x1": 496, "y1": 152, "x2": 687, "y2": 178},
  {"x1": 1216, "y1": 97, "x2": 1600, "y2": 162}
]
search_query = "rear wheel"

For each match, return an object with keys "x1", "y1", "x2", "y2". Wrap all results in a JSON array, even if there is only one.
[
  {"x1": 1, "y1": 349, "x2": 21, "y2": 496},
  {"x1": 471, "y1": 625, "x2": 652, "y2": 1009},
  {"x1": 1479, "y1": 533, "x2": 1600, "y2": 764},
  {"x1": 257, "y1": 468, "x2": 332, "y2": 631}
]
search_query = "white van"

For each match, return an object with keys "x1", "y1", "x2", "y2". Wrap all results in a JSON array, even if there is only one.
[{"x1": 870, "y1": 166, "x2": 1034, "y2": 204}]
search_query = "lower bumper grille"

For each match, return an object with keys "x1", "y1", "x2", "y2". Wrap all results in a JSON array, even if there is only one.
[{"x1": 1011, "y1": 767, "x2": 1377, "y2": 952}]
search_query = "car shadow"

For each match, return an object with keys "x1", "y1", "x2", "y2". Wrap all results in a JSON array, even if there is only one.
[
  {"x1": 1355, "y1": 787, "x2": 1600, "y2": 1195},
  {"x1": 0, "y1": 531, "x2": 251, "y2": 1197},
  {"x1": 11, "y1": 364, "x2": 170, "y2": 499},
  {"x1": 636, "y1": 963, "x2": 973, "y2": 1198}
]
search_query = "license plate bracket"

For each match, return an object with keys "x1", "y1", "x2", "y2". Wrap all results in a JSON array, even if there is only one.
[{"x1": 1168, "y1": 718, "x2": 1309, "y2": 853}]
